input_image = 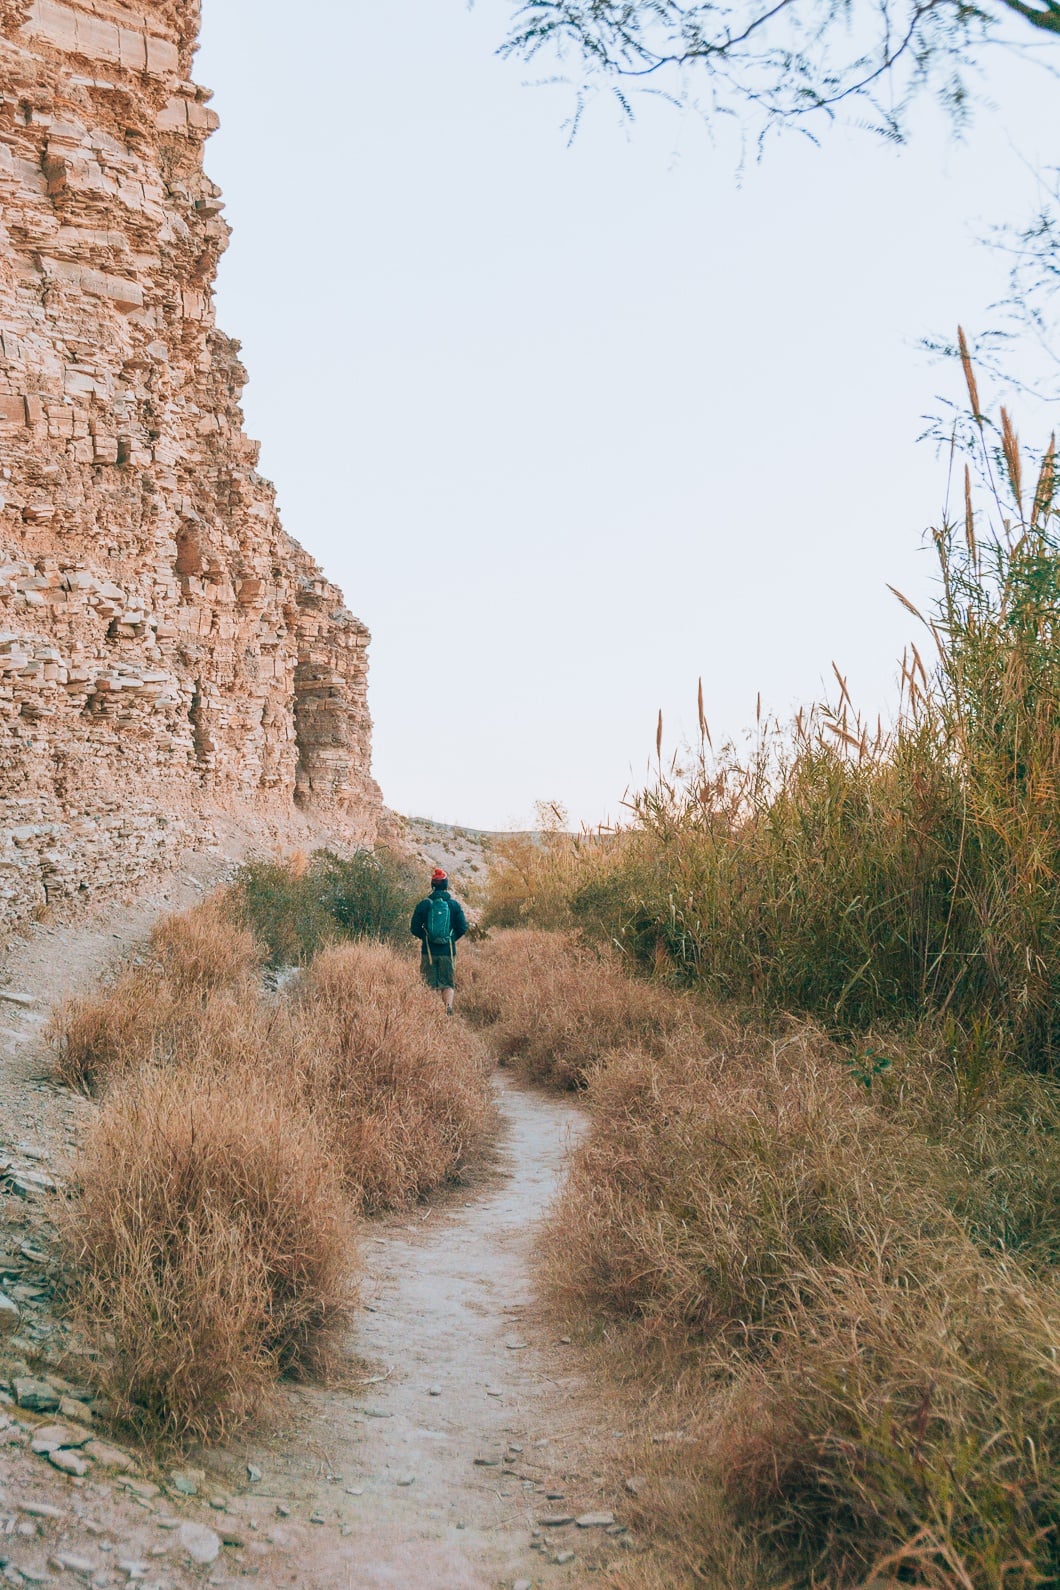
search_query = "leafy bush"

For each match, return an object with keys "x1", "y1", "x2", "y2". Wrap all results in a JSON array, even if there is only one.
[{"x1": 229, "y1": 847, "x2": 421, "y2": 965}]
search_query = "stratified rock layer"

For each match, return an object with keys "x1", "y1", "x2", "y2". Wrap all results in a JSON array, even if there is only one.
[{"x1": 0, "y1": 0, "x2": 379, "y2": 922}]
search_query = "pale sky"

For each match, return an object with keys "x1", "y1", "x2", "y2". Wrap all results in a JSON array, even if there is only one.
[{"x1": 195, "y1": 4, "x2": 1056, "y2": 831}]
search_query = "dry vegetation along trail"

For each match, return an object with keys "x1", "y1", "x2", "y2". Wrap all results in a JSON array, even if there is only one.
[
  {"x1": 219, "y1": 1074, "x2": 612, "y2": 1589},
  {"x1": 1, "y1": 879, "x2": 631, "y2": 1589}
]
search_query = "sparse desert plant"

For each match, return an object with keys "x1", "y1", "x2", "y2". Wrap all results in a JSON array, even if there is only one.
[
  {"x1": 461, "y1": 928, "x2": 693, "y2": 1088},
  {"x1": 290, "y1": 942, "x2": 494, "y2": 1210},
  {"x1": 64, "y1": 1063, "x2": 356, "y2": 1443}
]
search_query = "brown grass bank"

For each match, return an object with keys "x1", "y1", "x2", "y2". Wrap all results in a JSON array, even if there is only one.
[
  {"x1": 56, "y1": 896, "x2": 496, "y2": 1442},
  {"x1": 290, "y1": 941, "x2": 495, "y2": 1211},
  {"x1": 491, "y1": 934, "x2": 1060, "y2": 1587},
  {"x1": 65, "y1": 1064, "x2": 354, "y2": 1444}
]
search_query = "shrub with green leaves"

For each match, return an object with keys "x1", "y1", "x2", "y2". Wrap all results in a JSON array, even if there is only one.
[{"x1": 229, "y1": 847, "x2": 421, "y2": 965}]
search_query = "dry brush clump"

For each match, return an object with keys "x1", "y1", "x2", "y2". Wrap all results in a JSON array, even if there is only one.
[
  {"x1": 290, "y1": 941, "x2": 495, "y2": 1211},
  {"x1": 543, "y1": 1012, "x2": 1060, "y2": 1587},
  {"x1": 461, "y1": 928, "x2": 692, "y2": 1088},
  {"x1": 57, "y1": 901, "x2": 497, "y2": 1444},
  {"x1": 64, "y1": 1064, "x2": 355, "y2": 1444},
  {"x1": 543, "y1": 1027, "x2": 945, "y2": 1338},
  {"x1": 54, "y1": 896, "x2": 265, "y2": 1093}
]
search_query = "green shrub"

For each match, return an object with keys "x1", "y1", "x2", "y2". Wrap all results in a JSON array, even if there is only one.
[{"x1": 229, "y1": 847, "x2": 421, "y2": 965}]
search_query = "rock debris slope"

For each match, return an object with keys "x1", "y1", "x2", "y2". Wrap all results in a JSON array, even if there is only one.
[{"x1": 0, "y1": 0, "x2": 380, "y2": 927}]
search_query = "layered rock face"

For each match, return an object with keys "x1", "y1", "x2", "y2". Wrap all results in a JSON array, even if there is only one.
[{"x1": 0, "y1": 0, "x2": 380, "y2": 923}]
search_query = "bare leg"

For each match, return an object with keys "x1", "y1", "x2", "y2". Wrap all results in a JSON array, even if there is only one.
[{"x1": 443, "y1": 986, "x2": 455, "y2": 1014}]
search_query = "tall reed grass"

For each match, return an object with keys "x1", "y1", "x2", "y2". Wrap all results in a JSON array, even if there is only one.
[
  {"x1": 488, "y1": 383, "x2": 1060, "y2": 1078},
  {"x1": 479, "y1": 369, "x2": 1060, "y2": 1584}
]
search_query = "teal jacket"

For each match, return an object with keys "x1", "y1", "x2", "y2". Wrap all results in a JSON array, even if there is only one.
[{"x1": 410, "y1": 889, "x2": 468, "y2": 954}]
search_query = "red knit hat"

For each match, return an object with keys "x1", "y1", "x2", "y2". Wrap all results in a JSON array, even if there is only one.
[{"x1": 431, "y1": 868, "x2": 447, "y2": 883}]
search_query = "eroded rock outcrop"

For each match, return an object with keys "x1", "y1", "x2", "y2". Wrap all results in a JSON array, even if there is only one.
[{"x1": 0, "y1": 0, "x2": 380, "y2": 923}]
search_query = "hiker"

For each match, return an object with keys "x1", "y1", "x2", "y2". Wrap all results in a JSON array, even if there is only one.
[{"x1": 410, "y1": 868, "x2": 468, "y2": 1014}]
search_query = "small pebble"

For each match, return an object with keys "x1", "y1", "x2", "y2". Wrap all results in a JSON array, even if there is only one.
[
  {"x1": 395, "y1": 1476, "x2": 415, "y2": 1487},
  {"x1": 554, "y1": 1549, "x2": 576, "y2": 1565},
  {"x1": 427, "y1": 1386, "x2": 441, "y2": 1397}
]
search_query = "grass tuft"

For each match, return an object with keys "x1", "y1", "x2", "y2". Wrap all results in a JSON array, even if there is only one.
[
  {"x1": 461, "y1": 928, "x2": 689, "y2": 1088},
  {"x1": 291, "y1": 942, "x2": 495, "y2": 1210},
  {"x1": 64, "y1": 1064, "x2": 355, "y2": 1444}
]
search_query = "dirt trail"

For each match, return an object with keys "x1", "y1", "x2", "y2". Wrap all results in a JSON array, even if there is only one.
[
  {"x1": 0, "y1": 880, "x2": 638, "y2": 1590},
  {"x1": 208, "y1": 1074, "x2": 626, "y2": 1589}
]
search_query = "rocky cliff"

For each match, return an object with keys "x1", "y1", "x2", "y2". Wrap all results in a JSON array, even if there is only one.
[{"x1": 0, "y1": 0, "x2": 380, "y2": 924}]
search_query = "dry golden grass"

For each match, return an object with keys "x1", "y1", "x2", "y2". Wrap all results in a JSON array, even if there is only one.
[
  {"x1": 148, "y1": 893, "x2": 265, "y2": 991},
  {"x1": 63, "y1": 1063, "x2": 356, "y2": 1444},
  {"x1": 57, "y1": 902, "x2": 498, "y2": 1444},
  {"x1": 543, "y1": 1016, "x2": 1060, "y2": 1587},
  {"x1": 461, "y1": 928, "x2": 690, "y2": 1088},
  {"x1": 543, "y1": 1027, "x2": 945, "y2": 1337},
  {"x1": 290, "y1": 942, "x2": 495, "y2": 1211},
  {"x1": 54, "y1": 897, "x2": 266, "y2": 1093}
]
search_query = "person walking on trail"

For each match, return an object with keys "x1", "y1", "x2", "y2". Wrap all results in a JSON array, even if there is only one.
[{"x1": 410, "y1": 868, "x2": 468, "y2": 1015}]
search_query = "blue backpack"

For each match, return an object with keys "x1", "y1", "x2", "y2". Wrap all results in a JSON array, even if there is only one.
[{"x1": 425, "y1": 893, "x2": 452, "y2": 947}]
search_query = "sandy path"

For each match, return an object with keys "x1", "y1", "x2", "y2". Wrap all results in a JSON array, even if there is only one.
[{"x1": 206, "y1": 1074, "x2": 634, "y2": 1588}]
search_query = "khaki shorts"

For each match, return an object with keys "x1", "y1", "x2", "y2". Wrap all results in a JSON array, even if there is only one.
[{"x1": 421, "y1": 951, "x2": 455, "y2": 990}]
